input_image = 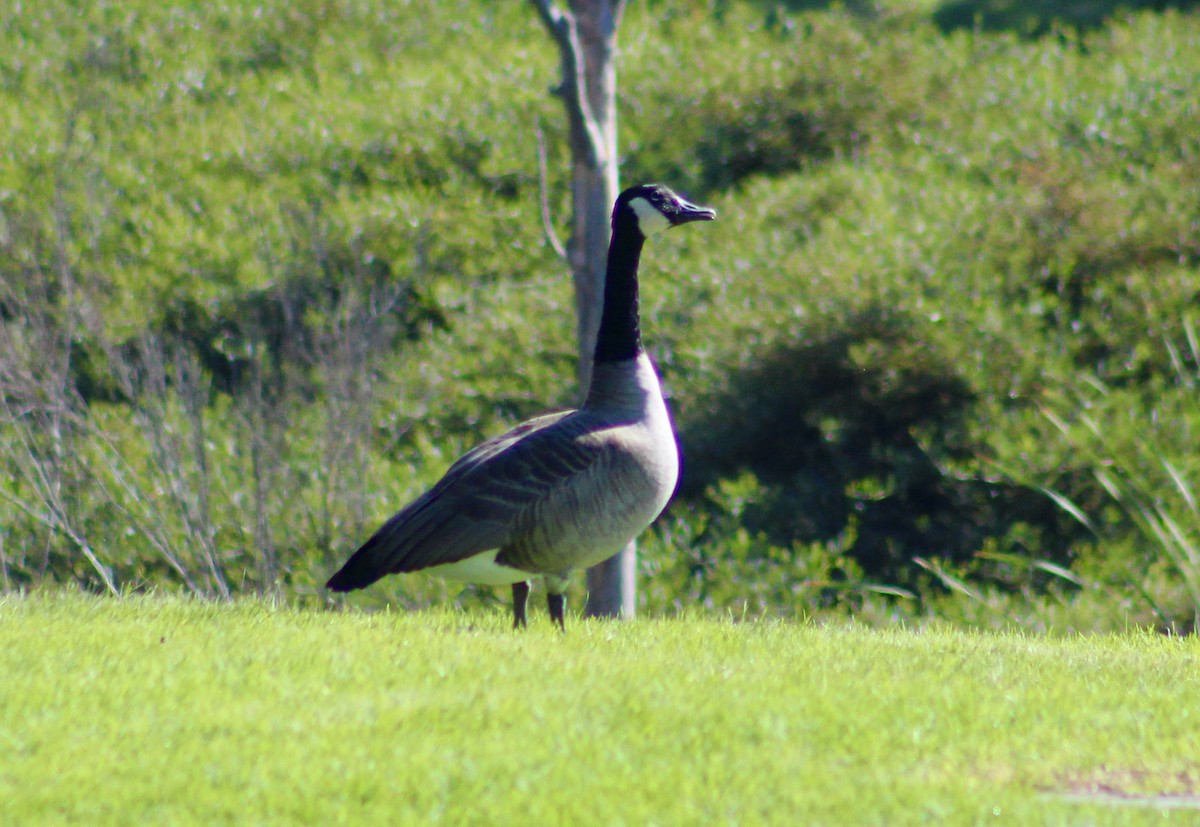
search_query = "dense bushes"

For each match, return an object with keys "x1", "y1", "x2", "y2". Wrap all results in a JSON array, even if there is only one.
[
  {"x1": 674, "y1": 306, "x2": 1088, "y2": 588},
  {"x1": 2, "y1": 0, "x2": 1199, "y2": 626}
]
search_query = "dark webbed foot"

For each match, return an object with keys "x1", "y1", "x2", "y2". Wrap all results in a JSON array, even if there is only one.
[
  {"x1": 547, "y1": 592, "x2": 566, "y2": 631},
  {"x1": 512, "y1": 581, "x2": 531, "y2": 629}
]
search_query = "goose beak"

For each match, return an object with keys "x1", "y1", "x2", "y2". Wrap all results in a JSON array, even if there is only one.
[{"x1": 669, "y1": 199, "x2": 716, "y2": 226}]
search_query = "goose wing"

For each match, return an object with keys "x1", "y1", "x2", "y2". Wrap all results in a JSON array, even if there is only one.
[{"x1": 326, "y1": 409, "x2": 603, "y2": 590}]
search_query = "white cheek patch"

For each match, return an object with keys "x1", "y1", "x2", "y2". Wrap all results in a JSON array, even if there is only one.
[{"x1": 628, "y1": 197, "x2": 672, "y2": 237}]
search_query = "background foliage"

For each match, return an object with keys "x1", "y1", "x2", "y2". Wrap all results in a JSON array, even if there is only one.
[{"x1": 2, "y1": 0, "x2": 1198, "y2": 630}]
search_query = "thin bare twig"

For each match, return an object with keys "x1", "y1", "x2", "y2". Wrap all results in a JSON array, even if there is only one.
[
  {"x1": 535, "y1": 120, "x2": 568, "y2": 261},
  {"x1": 0, "y1": 422, "x2": 119, "y2": 597}
]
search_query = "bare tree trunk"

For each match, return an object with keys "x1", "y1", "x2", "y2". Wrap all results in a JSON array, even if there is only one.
[{"x1": 531, "y1": 0, "x2": 634, "y2": 619}]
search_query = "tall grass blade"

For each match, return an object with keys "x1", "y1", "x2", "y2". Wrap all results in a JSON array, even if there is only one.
[
  {"x1": 1163, "y1": 459, "x2": 1197, "y2": 516},
  {"x1": 913, "y1": 556, "x2": 982, "y2": 602},
  {"x1": 1157, "y1": 509, "x2": 1199, "y2": 567},
  {"x1": 1040, "y1": 487, "x2": 1097, "y2": 533},
  {"x1": 1184, "y1": 315, "x2": 1200, "y2": 372},
  {"x1": 975, "y1": 551, "x2": 1085, "y2": 587},
  {"x1": 1040, "y1": 379, "x2": 1200, "y2": 628},
  {"x1": 1164, "y1": 336, "x2": 1190, "y2": 390},
  {"x1": 1092, "y1": 469, "x2": 1123, "y2": 503},
  {"x1": 860, "y1": 584, "x2": 918, "y2": 600},
  {"x1": 1032, "y1": 560, "x2": 1085, "y2": 587}
]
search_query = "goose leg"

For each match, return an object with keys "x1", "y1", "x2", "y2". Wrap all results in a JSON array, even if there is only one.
[
  {"x1": 547, "y1": 592, "x2": 566, "y2": 631},
  {"x1": 512, "y1": 581, "x2": 531, "y2": 629},
  {"x1": 544, "y1": 573, "x2": 569, "y2": 631}
]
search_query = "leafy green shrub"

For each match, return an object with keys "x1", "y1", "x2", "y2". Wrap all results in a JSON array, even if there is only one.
[
  {"x1": 1031, "y1": 317, "x2": 1200, "y2": 632},
  {"x1": 672, "y1": 305, "x2": 1085, "y2": 588},
  {"x1": 639, "y1": 469, "x2": 923, "y2": 620},
  {"x1": 620, "y1": 3, "x2": 947, "y2": 196},
  {"x1": 4, "y1": 0, "x2": 1200, "y2": 629}
]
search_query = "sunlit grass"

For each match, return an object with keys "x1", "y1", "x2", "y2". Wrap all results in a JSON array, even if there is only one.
[{"x1": 2, "y1": 592, "x2": 1198, "y2": 825}]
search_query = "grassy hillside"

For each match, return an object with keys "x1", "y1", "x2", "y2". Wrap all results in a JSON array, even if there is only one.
[
  {"x1": 3, "y1": 593, "x2": 1199, "y2": 825},
  {"x1": 2, "y1": 0, "x2": 1199, "y2": 626}
]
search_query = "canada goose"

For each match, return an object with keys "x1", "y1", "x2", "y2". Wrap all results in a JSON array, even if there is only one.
[{"x1": 326, "y1": 183, "x2": 715, "y2": 628}]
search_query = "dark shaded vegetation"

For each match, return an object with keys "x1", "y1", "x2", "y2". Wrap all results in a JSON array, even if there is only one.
[
  {"x1": 676, "y1": 307, "x2": 1090, "y2": 588},
  {"x1": 933, "y1": 0, "x2": 1200, "y2": 35}
]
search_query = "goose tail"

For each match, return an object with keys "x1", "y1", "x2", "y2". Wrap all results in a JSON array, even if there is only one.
[{"x1": 325, "y1": 541, "x2": 387, "y2": 592}]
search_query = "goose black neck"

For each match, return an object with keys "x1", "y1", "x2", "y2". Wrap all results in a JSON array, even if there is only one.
[{"x1": 592, "y1": 217, "x2": 645, "y2": 364}]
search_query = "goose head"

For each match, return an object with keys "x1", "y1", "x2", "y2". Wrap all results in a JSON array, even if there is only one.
[{"x1": 615, "y1": 184, "x2": 716, "y2": 238}]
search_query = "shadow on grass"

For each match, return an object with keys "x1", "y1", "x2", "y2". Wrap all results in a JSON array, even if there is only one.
[
  {"x1": 737, "y1": 0, "x2": 880, "y2": 17},
  {"x1": 1046, "y1": 766, "x2": 1200, "y2": 810}
]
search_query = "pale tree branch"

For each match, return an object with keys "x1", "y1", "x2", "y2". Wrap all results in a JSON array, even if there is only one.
[
  {"x1": 613, "y1": 0, "x2": 628, "y2": 27},
  {"x1": 529, "y1": 0, "x2": 563, "y2": 33},
  {"x1": 535, "y1": 119, "x2": 568, "y2": 261},
  {"x1": 528, "y1": 0, "x2": 609, "y2": 168}
]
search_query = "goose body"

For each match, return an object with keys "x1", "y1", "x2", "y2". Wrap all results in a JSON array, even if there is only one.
[{"x1": 326, "y1": 184, "x2": 715, "y2": 628}]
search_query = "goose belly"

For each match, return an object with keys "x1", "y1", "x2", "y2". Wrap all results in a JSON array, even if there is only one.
[
  {"x1": 424, "y1": 550, "x2": 531, "y2": 585},
  {"x1": 506, "y1": 448, "x2": 678, "y2": 573}
]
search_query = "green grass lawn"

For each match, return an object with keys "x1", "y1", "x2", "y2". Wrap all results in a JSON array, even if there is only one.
[{"x1": 2, "y1": 592, "x2": 1198, "y2": 825}]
